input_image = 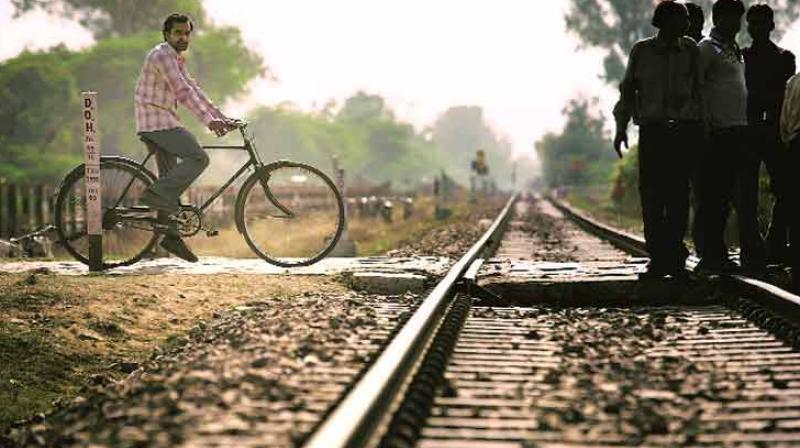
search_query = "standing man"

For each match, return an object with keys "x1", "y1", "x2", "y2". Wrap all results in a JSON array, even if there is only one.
[
  {"x1": 686, "y1": 2, "x2": 706, "y2": 43},
  {"x1": 135, "y1": 13, "x2": 235, "y2": 262},
  {"x1": 743, "y1": 4, "x2": 796, "y2": 265},
  {"x1": 781, "y1": 70, "x2": 800, "y2": 292},
  {"x1": 613, "y1": 1, "x2": 702, "y2": 279},
  {"x1": 469, "y1": 149, "x2": 489, "y2": 202},
  {"x1": 696, "y1": 0, "x2": 765, "y2": 274},
  {"x1": 686, "y1": 2, "x2": 710, "y2": 258}
]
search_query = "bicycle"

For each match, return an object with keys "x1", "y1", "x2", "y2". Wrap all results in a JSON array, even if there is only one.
[{"x1": 54, "y1": 120, "x2": 345, "y2": 269}]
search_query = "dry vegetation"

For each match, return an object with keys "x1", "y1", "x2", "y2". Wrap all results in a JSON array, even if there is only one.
[
  {"x1": 0, "y1": 271, "x2": 346, "y2": 430},
  {"x1": 181, "y1": 195, "x2": 471, "y2": 257}
]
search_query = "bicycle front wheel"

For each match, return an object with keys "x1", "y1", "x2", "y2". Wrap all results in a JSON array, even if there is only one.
[
  {"x1": 237, "y1": 162, "x2": 345, "y2": 267},
  {"x1": 55, "y1": 157, "x2": 159, "y2": 268}
]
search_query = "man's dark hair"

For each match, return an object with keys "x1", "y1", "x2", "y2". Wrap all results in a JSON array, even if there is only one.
[
  {"x1": 163, "y1": 13, "x2": 194, "y2": 36},
  {"x1": 746, "y1": 3, "x2": 774, "y2": 23},
  {"x1": 652, "y1": 0, "x2": 688, "y2": 29},
  {"x1": 712, "y1": 0, "x2": 745, "y2": 21},
  {"x1": 686, "y1": 2, "x2": 705, "y2": 24}
]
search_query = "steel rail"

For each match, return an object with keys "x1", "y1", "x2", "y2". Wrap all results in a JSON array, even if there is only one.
[
  {"x1": 548, "y1": 195, "x2": 800, "y2": 318},
  {"x1": 303, "y1": 193, "x2": 518, "y2": 448}
]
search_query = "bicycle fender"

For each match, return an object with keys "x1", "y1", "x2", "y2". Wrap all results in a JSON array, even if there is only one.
[
  {"x1": 234, "y1": 169, "x2": 265, "y2": 235},
  {"x1": 235, "y1": 166, "x2": 289, "y2": 235},
  {"x1": 56, "y1": 156, "x2": 158, "y2": 192}
]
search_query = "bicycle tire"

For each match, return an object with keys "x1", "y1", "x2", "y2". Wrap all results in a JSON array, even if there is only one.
[
  {"x1": 55, "y1": 157, "x2": 160, "y2": 269},
  {"x1": 236, "y1": 161, "x2": 345, "y2": 267}
]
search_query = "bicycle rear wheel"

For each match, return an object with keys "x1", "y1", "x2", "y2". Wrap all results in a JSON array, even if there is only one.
[
  {"x1": 237, "y1": 162, "x2": 345, "y2": 267},
  {"x1": 55, "y1": 158, "x2": 159, "y2": 268}
]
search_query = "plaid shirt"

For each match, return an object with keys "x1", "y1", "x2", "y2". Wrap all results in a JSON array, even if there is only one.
[{"x1": 134, "y1": 42, "x2": 223, "y2": 133}]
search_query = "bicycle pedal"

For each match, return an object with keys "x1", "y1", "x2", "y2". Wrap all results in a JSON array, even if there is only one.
[{"x1": 206, "y1": 230, "x2": 219, "y2": 237}]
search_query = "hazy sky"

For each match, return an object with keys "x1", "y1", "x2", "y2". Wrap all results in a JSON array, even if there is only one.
[
  {"x1": 203, "y1": 0, "x2": 612, "y2": 160},
  {"x1": 2, "y1": 1, "x2": 799, "y2": 160}
]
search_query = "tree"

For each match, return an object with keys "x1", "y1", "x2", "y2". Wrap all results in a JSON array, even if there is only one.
[
  {"x1": 12, "y1": 0, "x2": 207, "y2": 39},
  {"x1": 243, "y1": 93, "x2": 447, "y2": 187},
  {"x1": 535, "y1": 97, "x2": 616, "y2": 188},
  {"x1": 430, "y1": 106, "x2": 514, "y2": 187},
  {"x1": 0, "y1": 48, "x2": 82, "y2": 182},
  {"x1": 565, "y1": 0, "x2": 800, "y2": 85},
  {"x1": 337, "y1": 92, "x2": 394, "y2": 123}
]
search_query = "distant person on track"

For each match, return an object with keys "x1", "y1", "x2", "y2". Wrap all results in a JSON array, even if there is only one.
[
  {"x1": 134, "y1": 13, "x2": 236, "y2": 262},
  {"x1": 470, "y1": 149, "x2": 490, "y2": 202},
  {"x1": 613, "y1": 1, "x2": 702, "y2": 280},
  {"x1": 782, "y1": 70, "x2": 800, "y2": 291},
  {"x1": 743, "y1": 4, "x2": 797, "y2": 265},
  {"x1": 695, "y1": 0, "x2": 766, "y2": 275}
]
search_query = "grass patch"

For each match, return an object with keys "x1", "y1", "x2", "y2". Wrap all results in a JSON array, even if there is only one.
[
  {"x1": 183, "y1": 195, "x2": 470, "y2": 258},
  {"x1": 0, "y1": 273, "x2": 345, "y2": 431},
  {"x1": 350, "y1": 197, "x2": 471, "y2": 256},
  {"x1": 0, "y1": 280, "x2": 68, "y2": 312},
  {"x1": 88, "y1": 319, "x2": 127, "y2": 339},
  {"x1": 566, "y1": 186, "x2": 644, "y2": 233},
  {"x1": 0, "y1": 322, "x2": 97, "y2": 426}
]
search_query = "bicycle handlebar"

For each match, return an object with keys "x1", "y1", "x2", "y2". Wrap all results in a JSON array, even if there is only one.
[{"x1": 226, "y1": 118, "x2": 249, "y2": 129}]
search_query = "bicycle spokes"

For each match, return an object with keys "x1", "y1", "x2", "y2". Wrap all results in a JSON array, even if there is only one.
[
  {"x1": 55, "y1": 159, "x2": 159, "y2": 268},
  {"x1": 239, "y1": 163, "x2": 344, "y2": 266}
]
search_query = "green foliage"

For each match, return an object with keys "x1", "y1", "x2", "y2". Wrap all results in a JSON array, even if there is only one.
[
  {"x1": 565, "y1": 0, "x2": 800, "y2": 85},
  {"x1": 609, "y1": 144, "x2": 641, "y2": 216},
  {"x1": 11, "y1": 0, "x2": 207, "y2": 39},
  {"x1": 245, "y1": 94, "x2": 448, "y2": 187},
  {"x1": 337, "y1": 92, "x2": 394, "y2": 123},
  {"x1": 535, "y1": 97, "x2": 616, "y2": 188},
  {"x1": 0, "y1": 48, "x2": 82, "y2": 182},
  {"x1": 0, "y1": 25, "x2": 264, "y2": 182}
]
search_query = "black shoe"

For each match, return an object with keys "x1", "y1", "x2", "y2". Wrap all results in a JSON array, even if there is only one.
[
  {"x1": 141, "y1": 189, "x2": 179, "y2": 214},
  {"x1": 160, "y1": 236, "x2": 198, "y2": 262},
  {"x1": 765, "y1": 247, "x2": 789, "y2": 266},
  {"x1": 694, "y1": 259, "x2": 722, "y2": 275},
  {"x1": 720, "y1": 258, "x2": 740, "y2": 273},
  {"x1": 638, "y1": 263, "x2": 668, "y2": 280},
  {"x1": 695, "y1": 258, "x2": 739, "y2": 275},
  {"x1": 740, "y1": 263, "x2": 767, "y2": 279},
  {"x1": 668, "y1": 269, "x2": 691, "y2": 282}
]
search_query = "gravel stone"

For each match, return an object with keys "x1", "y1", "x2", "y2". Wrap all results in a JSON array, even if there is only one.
[
  {"x1": 4, "y1": 291, "x2": 421, "y2": 447},
  {"x1": 388, "y1": 198, "x2": 506, "y2": 258}
]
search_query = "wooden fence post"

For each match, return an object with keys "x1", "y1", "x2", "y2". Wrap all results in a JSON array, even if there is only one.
[
  {"x1": 36, "y1": 185, "x2": 48, "y2": 228},
  {"x1": 8, "y1": 184, "x2": 19, "y2": 236},
  {"x1": 27, "y1": 185, "x2": 36, "y2": 232},
  {"x1": 0, "y1": 179, "x2": 6, "y2": 238}
]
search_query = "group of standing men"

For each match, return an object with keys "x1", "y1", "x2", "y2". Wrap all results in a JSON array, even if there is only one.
[{"x1": 614, "y1": 0, "x2": 800, "y2": 291}]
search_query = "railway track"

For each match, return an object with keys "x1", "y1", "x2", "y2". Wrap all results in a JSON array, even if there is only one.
[{"x1": 302, "y1": 194, "x2": 800, "y2": 448}]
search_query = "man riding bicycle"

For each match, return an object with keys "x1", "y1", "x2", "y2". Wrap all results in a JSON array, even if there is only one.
[{"x1": 135, "y1": 13, "x2": 236, "y2": 262}]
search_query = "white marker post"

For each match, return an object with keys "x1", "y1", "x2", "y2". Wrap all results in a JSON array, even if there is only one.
[
  {"x1": 330, "y1": 155, "x2": 356, "y2": 256},
  {"x1": 82, "y1": 92, "x2": 102, "y2": 271}
]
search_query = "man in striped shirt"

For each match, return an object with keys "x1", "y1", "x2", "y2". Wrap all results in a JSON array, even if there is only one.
[{"x1": 135, "y1": 13, "x2": 235, "y2": 262}]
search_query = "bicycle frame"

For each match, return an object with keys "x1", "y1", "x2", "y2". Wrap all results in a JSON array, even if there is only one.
[{"x1": 112, "y1": 122, "x2": 291, "y2": 225}]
